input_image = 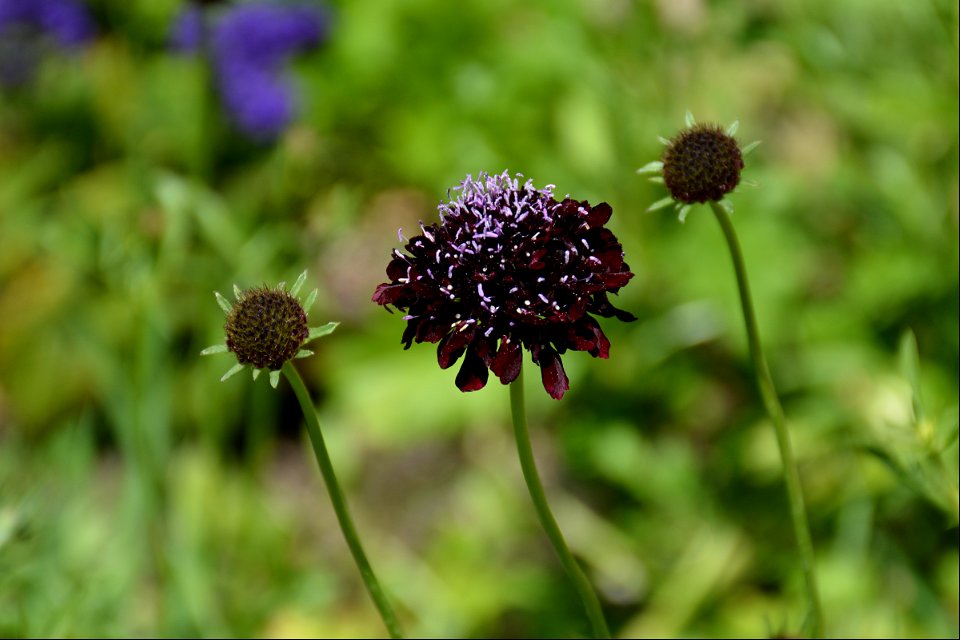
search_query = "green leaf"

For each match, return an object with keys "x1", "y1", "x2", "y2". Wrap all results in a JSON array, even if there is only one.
[{"x1": 898, "y1": 328, "x2": 924, "y2": 425}]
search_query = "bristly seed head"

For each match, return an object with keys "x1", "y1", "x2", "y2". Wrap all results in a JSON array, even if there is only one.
[
  {"x1": 662, "y1": 123, "x2": 744, "y2": 204},
  {"x1": 225, "y1": 286, "x2": 309, "y2": 370}
]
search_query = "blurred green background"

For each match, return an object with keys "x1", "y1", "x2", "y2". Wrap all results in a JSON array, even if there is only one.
[{"x1": 1, "y1": 0, "x2": 958, "y2": 637}]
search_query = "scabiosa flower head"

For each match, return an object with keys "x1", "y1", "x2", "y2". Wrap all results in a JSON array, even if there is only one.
[
  {"x1": 0, "y1": 0, "x2": 94, "y2": 88},
  {"x1": 373, "y1": 171, "x2": 636, "y2": 400},
  {"x1": 170, "y1": 1, "x2": 329, "y2": 141},
  {"x1": 662, "y1": 123, "x2": 743, "y2": 204},
  {"x1": 641, "y1": 112, "x2": 760, "y2": 222},
  {"x1": 202, "y1": 271, "x2": 338, "y2": 388},
  {"x1": 226, "y1": 285, "x2": 308, "y2": 369}
]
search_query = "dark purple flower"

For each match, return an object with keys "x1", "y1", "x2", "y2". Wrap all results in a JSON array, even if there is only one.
[
  {"x1": 170, "y1": 1, "x2": 329, "y2": 141},
  {"x1": 373, "y1": 171, "x2": 636, "y2": 400},
  {"x1": 0, "y1": 0, "x2": 94, "y2": 87}
]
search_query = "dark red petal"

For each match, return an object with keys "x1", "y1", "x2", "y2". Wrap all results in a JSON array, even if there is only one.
[
  {"x1": 596, "y1": 272, "x2": 634, "y2": 289},
  {"x1": 372, "y1": 283, "x2": 408, "y2": 307},
  {"x1": 586, "y1": 202, "x2": 612, "y2": 227},
  {"x1": 491, "y1": 337, "x2": 522, "y2": 384},
  {"x1": 455, "y1": 344, "x2": 489, "y2": 392},
  {"x1": 401, "y1": 321, "x2": 418, "y2": 348},
  {"x1": 568, "y1": 316, "x2": 610, "y2": 358},
  {"x1": 528, "y1": 248, "x2": 548, "y2": 270},
  {"x1": 385, "y1": 257, "x2": 409, "y2": 281},
  {"x1": 437, "y1": 324, "x2": 474, "y2": 369},
  {"x1": 592, "y1": 292, "x2": 637, "y2": 321},
  {"x1": 416, "y1": 318, "x2": 448, "y2": 344},
  {"x1": 537, "y1": 347, "x2": 569, "y2": 400}
]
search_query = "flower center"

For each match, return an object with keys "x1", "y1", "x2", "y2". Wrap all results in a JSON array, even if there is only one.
[
  {"x1": 662, "y1": 124, "x2": 744, "y2": 203},
  {"x1": 225, "y1": 287, "x2": 309, "y2": 370}
]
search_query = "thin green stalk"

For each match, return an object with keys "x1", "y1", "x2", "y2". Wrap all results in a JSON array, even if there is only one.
[
  {"x1": 509, "y1": 363, "x2": 611, "y2": 639},
  {"x1": 282, "y1": 361, "x2": 404, "y2": 639},
  {"x1": 708, "y1": 201, "x2": 824, "y2": 638}
]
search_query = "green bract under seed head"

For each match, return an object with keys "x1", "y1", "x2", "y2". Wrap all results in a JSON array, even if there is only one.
[
  {"x1": 662, "y1": 124, "x2": 744, "y2": 204},
  {"x1": 225, "y1": 286, "x2": 309, "y2": 370}
]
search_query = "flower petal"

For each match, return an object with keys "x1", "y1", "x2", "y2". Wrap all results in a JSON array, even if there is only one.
[
  {"x1": 491, "y1": 336, "x2": 523, "y2": 384},
  {"x1": 567, "y1": 316, "x2": 610, "y2": 358},
  {"x1": 437, "y1": 324, "x2": 474, "y2": 369},
  {"x1": 455, "y1": 344, "x2": 489, "y2": 392},
  {"x1": 372, "y1": 283, "x2": 408, "y2": 308},
  {"x1": 536, "y1": 347, "x2": 569, "y2": 400},
  {"x1": 585, "y1": 202, "x2": 612, "y2": 227}
]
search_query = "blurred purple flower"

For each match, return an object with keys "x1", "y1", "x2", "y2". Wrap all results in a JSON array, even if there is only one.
[
  {"x1": 170, "y1": 1, "x2": 329, "y2": 141},
  {"x1": 0, "y1": 0, "x2": 94, "y2": 87}
]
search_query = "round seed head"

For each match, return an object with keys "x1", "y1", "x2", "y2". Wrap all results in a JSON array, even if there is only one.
[
  {"x1": 662, "y1": 124, "x2": 744, "y2": 204},
  {"x1": 224, "y1": 286, "x2": 309, "y2": 370}
]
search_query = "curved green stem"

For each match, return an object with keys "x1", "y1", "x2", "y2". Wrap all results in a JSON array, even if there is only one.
[
  {"x1": 708, "y1": 201, "x2": 824, "y2": 638},
  {"x1": 509, "y1": 363, "x2": 611, "y2": 639},
  {"x1": 282, "y1": 362, "x2": 404, "y2": 639}
]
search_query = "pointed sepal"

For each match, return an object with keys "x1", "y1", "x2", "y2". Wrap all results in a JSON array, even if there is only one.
[
  {"x1": 200, "y1": 344, "x2": 229, "y2": 356},
  {"x1": 215, "y1": 291, "x2": 232, "y2": 313},
  {"x1": 290, "y1": 270, "x2": 308, "y2": 297},
  {"x1": 741, "y1": 140, "x2": 762, "y2": 156},
  {"x1": 647, "y1": 196, "x2": 676, "y2": 213},
  {"x1": 302, "y1": 288, "x2": 318, "y2": 311},
  {"x1": 636, "y1": 160, "x2": 664, "y2": 175},
  {"x1": 308, "y1": 322, "x2": 339, "y2": 341},
  {"x1": 221, "y1": 363, "x2": 245, "y2": 382}
]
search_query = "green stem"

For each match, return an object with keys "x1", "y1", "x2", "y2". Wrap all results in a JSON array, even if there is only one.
[
  {"x1": 509, "y1": 363, "x2": 611, "y2": 639},
  {"x1": 708, "y1": 201, "x2": 824, "y2": 638},
  {"x1": 282, "y1": 362, "x2": 404, "y2": 639}
]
